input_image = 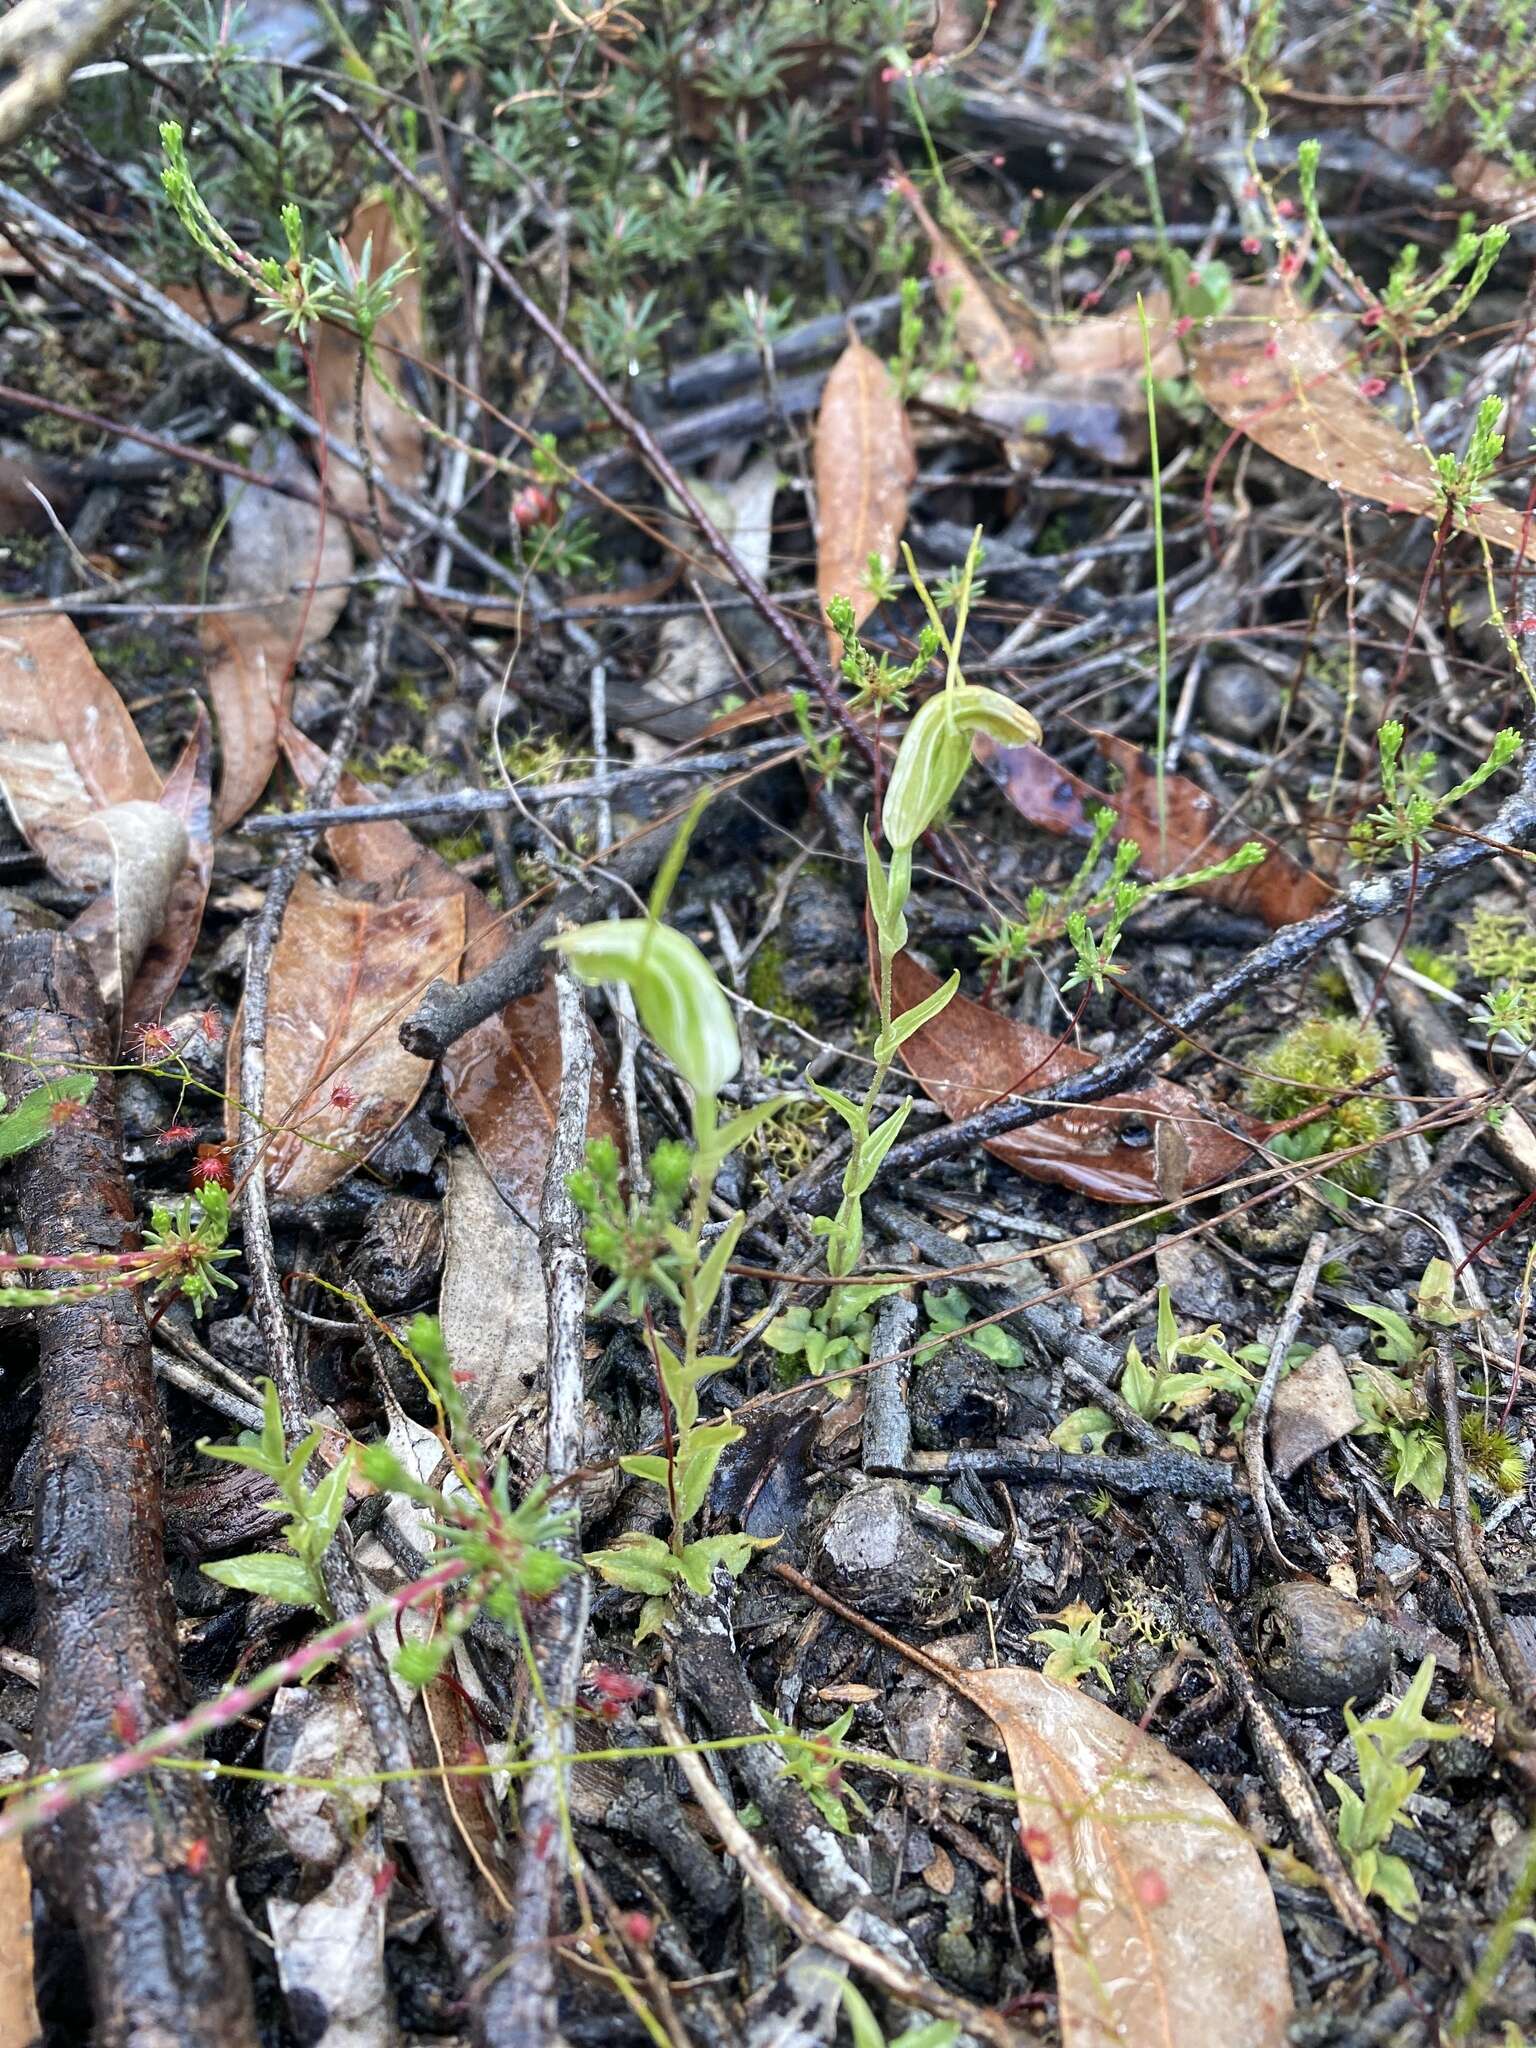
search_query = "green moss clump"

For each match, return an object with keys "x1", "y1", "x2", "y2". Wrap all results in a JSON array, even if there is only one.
[
  {"x1": 1458, "y1": 1412, "x2": 1527, "y2": 1498},
  {"x1": 746, "y1": 941, "x2": 814, "y2": 1030},
  {"x1": 1246, "y1": 1014, "x2": 1393, "y2": 1195},
  {"x1": 1465, "y1": 908, "x2": 1536, "y2": 985}
]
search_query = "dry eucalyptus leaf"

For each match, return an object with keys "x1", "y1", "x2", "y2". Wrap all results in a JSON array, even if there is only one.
[
  {"x1": 885, "y1": 947, "x2": 1256, "y2": 1203},
  {"x1": 312, "y1": 195, "x2": 427, "y2": 524},
  {"x1": 230, "y1": 871, "x2": 465, "y2": 1196},
  {"x1": 205, "y1": 432, "x2": 353, "y2": 829},
  {"x1": 439, "y1": 1148, "x2": 548, "y2": 1435},
  {"x1": 0, "y1": 611, "x2": 160, "y2": 885},
  {"x1": 1192, "y1": 288, "x2": 1530, "y2": 552},
  {"x1": 69, "y1": 801, "x2": 189, "y2": 1040},
  {"x1": 0, "y1": 1836, "x2": 40, "y2": 2048},
  {"x1": 279, "y1": 722, "x2": 619, "y2": 1222},
  {"x1": 954, "y1": 1663, "x2": 1293, "y2": 2048},
  {"x1": 814, "y1": 335, "x2": 915, "y2": 647},
  {"x1": 900, "y1": 174, "x2": 1043, "y2": 380},
  {"x1": 123, "y1": 707, "x2": 215, "y2": 1040}
]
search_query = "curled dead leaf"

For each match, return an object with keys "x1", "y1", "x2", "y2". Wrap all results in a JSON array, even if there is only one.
[
  {"x1": 814, "y1": 336, "x2": 915, "y2": 648},
  {"x1": 0, "y1": 611, "x2": 160, "y2": 884},
  {"x1": 883, "y1": 946, "x2": 1257, "y2": 1202},
  {"x1": 123, "y1": 708, "x2": 215, "y2": 1040}
]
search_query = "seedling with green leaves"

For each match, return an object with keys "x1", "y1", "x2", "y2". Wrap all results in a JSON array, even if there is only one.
[
  {"x1": 1030, "y1": 1602, "x2": 1115, "y2": 1690},
  {"x1": 762, "y1": 1705, "x2": 873, "y2": 1835},
  {"x1": 199, "y1": 1380, "x2": 353, "y2": 1617},
  {"x1": 1052, "y1": 1286, "x2": 1256, "y2": 1453},
  {"x1": 1326, "y1": 1657, "x2": 1458, "y2": 1920},
  {"x1": 554, "y1": 799, "x2": 785, "y2": 1637},
  {"x1": 0, "y1": 1182, "x2": 237, "y2": 1315},
  {"x1": 1349, "y1": 719, "x2": 1521, "y2": 867}
]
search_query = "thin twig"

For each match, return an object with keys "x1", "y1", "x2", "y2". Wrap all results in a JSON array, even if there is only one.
[
  {"x1": 854, "y1": 747, "x2": 1536, "y2": 1196},
  {"x1": 500, "y1": 968, "x2": 595, "y2": 2037},
  {"x1": 654, "y1": 1692, "x2": 1024, "y2": 2048},
  {"x1": 1242, "y1": 1230, "x2": 1328, "y2": 1572}
]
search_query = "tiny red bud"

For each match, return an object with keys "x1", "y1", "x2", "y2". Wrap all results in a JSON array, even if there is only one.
[
  {"x1": 1263, "y1": 337, "x2": 1280, "y2": 358},
  {"x1": 1241, "y1": 235, "x2": 1261, "y2": 255},
  {"x1": 110, "y1": 1697, "x2": 141, "y2": 1746},
  {"x1": 1080, "y1": 288, "x2": 1102, "y2": 309},
  {"x1": 1018, "y1": 1824, "x2": 1054, "y2": 1863},
  {"x1": 1114, "y1": 247, "x2": 1132, "y2": 267},
  {"x1": 1134, "y1": 1869, "x2": 1169, "y2": 1908},
  {"x1": 1361, "y1": 305, "x2": 1383, "y2": 327},
  {"x1": 1279, "y1": 250, "x2": 1301, "y2": 277},
  {"x1": 374, "y1": 1859, "x2": 398, "y2": 1900},
  {"x1": 1276, "y1": 197, "x2": 1296, "y2": 217},
  {"x1": 1359, "y1": 376, "x2": 1387, "y2": 399},
  {"x1": 185, "y1": 1836, "x2": 211, "y2": 1876},
  {"x1": 1000, "y1": 226, "x2": 1019, "y2": 248},
  {"x1": 620, "y1": 1911, "x2": 655, "y2": 1947},
  {"x1": 1045, "y1": 1890, "x2": 1080, "y2": 1921},
  {"x1": 1174, "y1": 315, "x2": 1194, "y2": 338},
  {"x1": 512, "y1": 485, "x2": 557, "y2": 532}
]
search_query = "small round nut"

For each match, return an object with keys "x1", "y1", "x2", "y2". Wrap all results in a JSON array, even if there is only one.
[{"x1": 1250, "y1": 1579, "x2": 1393, "y2": 1707}]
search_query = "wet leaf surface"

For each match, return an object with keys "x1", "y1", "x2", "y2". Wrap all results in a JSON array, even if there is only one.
[
  {"x1": 0, "y1": 612, "x2": 160, "y2": 884},
  {"x1": 950, "y1": 1661, "x2": 1293, "y2": 2048},
  {"x1": 69, "y1": 801, "x2": 189, "y2": 1043},
  {"x1": 280, "y1": 724, "x2": 617, "y2": 1220},
  {"x1": 1192, "y1": 287, "x2": 1531, "y2": 553},
  {"x1": 123, "y1": 708, "x2": 215, "y2": 1038},
  {"x1": 814, "y1": 335, "x2": 915, "y2": 646},
  {"x1": 983, "y1": 731, "x2": 1333, "y2": 926},
  {"x1": 886, "y1": 948, "x2": 1257, "y2": 1202},
  {"x1": 204, "y1": 432, "x2": 353, "y2": 830},
  {"x1": 231, "y1": 869, "x2": 465, "y2": 1196}
]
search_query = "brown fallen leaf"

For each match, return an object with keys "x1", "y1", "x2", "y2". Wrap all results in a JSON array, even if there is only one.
[
  {"x1": 899, "y1": 177, "x2": 1179, "y2": 466},
  {"x1": 0, "y1": 1835, "x2": 40, "y2": 2048},
  {"x1": 311, "y1": 195, "x2": 427, "y2": 524},
  {"x1": 982, "y1": 731, "x2": 1333, "y2": 927},
  {"x1": 885, "y1": 946, "x2": 1256, "y2": 1202},
  {"x1": 0, "y1": 611, "x2": 160, "y2": 884},
  {"x1": 230, "y1": 871, "x2": 465, "y2": 1197},
  {"x1": 69, "y1": 802, "x2": 189, "y2": 1041},
  {"x1": 951, "y1": 1661, "x2": 1293, "y2": 2048},
  {"x1": 899, "y1": 174, "x2": 1044, "y2": 380},
  {"x1": 205, "y1": 432, "x2": 353, "y2": 831},
  {"x1": 814, "y1": 335, "x2": 915, "y2": 649},
  {"x1": 123, "y1": 707, "x2": 215, "y2": 1039},
  {"x1": 279, "y1": 725, "x2": 617, "y2": 1222},
  {"x1": 1192, "y1": 286, "x2": 1531, "y2": 552}
]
